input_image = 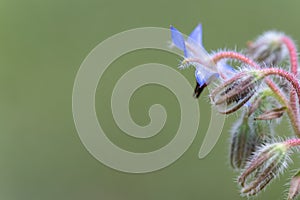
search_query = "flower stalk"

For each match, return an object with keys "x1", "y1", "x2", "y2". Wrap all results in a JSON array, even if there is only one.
[
  {"x1": 170, "y1": 25, "x2": 300, "y2": 198},
  {"x1": 211, "y1": 51, "x2": 300, "y2": 136}
]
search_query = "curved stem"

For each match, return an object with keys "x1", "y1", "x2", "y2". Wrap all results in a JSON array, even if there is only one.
[
  {"x1": 212, "y1": 51, "x2": 261, "y2": 68},
  {"x1": 281, "y1": 36, "x2": 299, "y2": 117},
  {"x1": 211, "y1": 51, "x2": 300, "y2": 136},
  {"x1": 281, "y1": 36, "x2": 298, "y2": 75},
  {"x1": 260, "y1": 68, "x2": 300, "y2": 136},
  {"x1": 261, "y1": 68, "x2": 300, "y2": 102},
  {"x1": 285, "y1": 138, "x2": 300, "y2": 148}
]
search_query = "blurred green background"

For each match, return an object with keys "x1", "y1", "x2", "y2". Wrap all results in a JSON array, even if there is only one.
[{"x1": 1, "y1": 0, "x2": 300, "y2": 199}]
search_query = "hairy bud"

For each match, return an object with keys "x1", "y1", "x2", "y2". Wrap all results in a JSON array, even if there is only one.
[
  {"x1": 246, "y1": 31, "x2": 288, "y2": 66},
  {"x1": 230, "y1": 114, "x2": 256, "y2": 169},
  {"x1": 210, "y1": 72, "x2": 262, "y2": 114},
  {"x1": 230, "y1": 112, "x2": 274, "y2": 170},
  {"x1": 254, "y1": 107, "x2": 286, "y2": 121},
  {"x1": 238, "y1": 141, "x2": 291, "y2": 196},
  {"x1": 288, "y1": 170, "x2": 300, "y2": 200}
]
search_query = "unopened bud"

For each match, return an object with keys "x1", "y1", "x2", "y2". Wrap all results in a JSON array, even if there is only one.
[
  {"x1": 254, "y1": 107, "x2": 286, "y2": 121},
  {"x1": 210, "y1": 71, "x2": 262, "y2": 114},
  {"x1": 238, "y1": 141, "x2": 291, "y2": 196},
  {"x1": 288, "y1": 170, "x2": 300, "y2": 200},
  {"x1": 230, "y1": 112, "x2": 274, "y2": 170},
  {"x1": 230, "y1": 114, "x2": 256, "y2": 169},
  {"x1": 246, "y1": 31, "x2": 288, "y2": 66}
]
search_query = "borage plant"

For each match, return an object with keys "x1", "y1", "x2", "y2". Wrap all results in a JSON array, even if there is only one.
[{"x1": 170, "y1": 24, "x2": 300, "y2": 199}]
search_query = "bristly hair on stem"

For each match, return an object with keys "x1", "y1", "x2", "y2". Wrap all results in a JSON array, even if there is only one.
[{"x1": 170, "y1": 25, "x2": 300, "y2": 199}]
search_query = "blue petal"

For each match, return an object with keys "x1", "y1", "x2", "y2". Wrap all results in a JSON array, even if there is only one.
[
  {"x1": 170, "y1": 26, "x2": 187, "y2": 56},
  {"x1": 188, "y1": 24, "x2": 203, "y2": 47},
  {"x1": 195, "y1": 69, "x2": 206, "y2": 86},
  {"x1": 222, "y1": 64, "x2": 236, "y2": 79},
  {"x1": 195, "y1": 68, "x2": 219, "y2": 86},
  {"x1": 223, "y1": 64, "x2": 235, "y2": 72},
  {"x1": 244, "y1": 101, "x2": 251, "y2": 107}
]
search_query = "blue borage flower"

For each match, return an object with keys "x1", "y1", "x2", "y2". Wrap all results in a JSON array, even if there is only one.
[
  {"x1": 170, "y1": 23, "x2": 300, "y2": 199},
  {"x1": 170, "y1": 25, "x2": 236, "y2": 95},
  {"x1": 170, "y1": 24, "x2": 216, "y2": 86}
]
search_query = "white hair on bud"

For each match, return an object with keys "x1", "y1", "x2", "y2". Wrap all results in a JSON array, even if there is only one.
[
  {"x1": 247, "y1": 31, "x2": 289, "y2": 66},
  {"x1": 239, "y1": 137, "x2": 293, "y2": 197}
]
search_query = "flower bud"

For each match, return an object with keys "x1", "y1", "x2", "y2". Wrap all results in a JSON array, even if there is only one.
[
  {"x1": 246, "y1": 31, "x2": 288, "y2": 66},
  {"x1": 254, "y1": 107, "x2": 286, "y2": 121},
  {"x1": 230, "y1": 114, "x2": 256, "y2": 169},
  {"x1": 210, "y1": 72, "x2": 262, "y2": 114},
  {"x1": 238, "y1": 141, "x2": 291, "y2": 196},
  {"x1": 288, "y1": 170, "x2": 300, "y2": 200},
  {"x1": 230, "y1": 112, "x2": 273, "y2": 170}
]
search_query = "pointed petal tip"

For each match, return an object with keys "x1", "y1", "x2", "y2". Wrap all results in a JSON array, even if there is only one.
[
  {"x1": 196, "y1": 23, "x2": 202, "y2": 28},
  {"x1": 170, "y1": 25, "x2": 187, "y2": 55},
  {"x1": 188, "y1": 23, "x2": 203, "y2": 47}
]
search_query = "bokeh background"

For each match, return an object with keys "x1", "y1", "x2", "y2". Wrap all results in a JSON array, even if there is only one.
[{"x1": 1, "y1": 0, "x2": 300, "y2": 199}]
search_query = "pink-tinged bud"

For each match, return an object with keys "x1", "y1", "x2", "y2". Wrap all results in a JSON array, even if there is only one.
[
  {"x1": 230, "y1": 113, "x2": 274, "y2": 170},
  {"x1": 210, "y1": 72, "x2": 262, "y2": 114},
  {"x1": 238, "y1": 141, "x2": 291, "y2": 196},
  {"x1": 254, "y1": 107, "x2": 286, "y2": 121},
  {"x1": 288, "y1": 170, "x2": 300, "y2": 200},
  {"x1": 230, "y1": 114, "x2": 256, "y2": 169},
  {"x1": 246, "y1": 31, "x2": 288, "y2": 65}
]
